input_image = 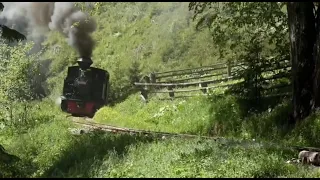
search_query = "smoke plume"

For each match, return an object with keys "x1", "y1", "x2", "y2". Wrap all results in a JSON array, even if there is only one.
[{"x1": 0, "y1": 2, "x2": 97, "y2": 57}]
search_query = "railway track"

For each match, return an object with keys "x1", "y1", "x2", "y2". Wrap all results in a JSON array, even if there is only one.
[
  {"x1": 68, "y1": 116, "x2": 320, "y2": 154},
  {"x1": 70, "y1": 117, "x2": 223, "y2": 140}
]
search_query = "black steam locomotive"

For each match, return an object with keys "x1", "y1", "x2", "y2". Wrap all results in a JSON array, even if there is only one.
[{"x1": 60, "y1": 57, "x2": 109, "y2": 118}]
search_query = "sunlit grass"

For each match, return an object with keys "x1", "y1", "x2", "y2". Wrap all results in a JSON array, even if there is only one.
[{"x1": 3, "y1": 95, "x2": 320, "y2": 177}]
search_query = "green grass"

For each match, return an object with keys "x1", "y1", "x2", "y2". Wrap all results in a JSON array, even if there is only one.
[
  {"x1": 3, "y1": 121, "x2": 320, "y2": 178},
  {"x1": 94, "y1": 94, "x2": 213, "y2": 135},
  {"x1": 94, "y1": 92, "x2": 320, "y2": 148},
  {"x1": 94, "y1": 93, "x2": 281, "y2": 139},
  {"x1": 3, "y1": 94, "x2": 320, "y2": 178},
  {"x1": 102, "y1": 138, "x2": 320, "y2": 178}
]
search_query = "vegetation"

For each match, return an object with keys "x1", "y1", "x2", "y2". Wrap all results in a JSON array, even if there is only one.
[
  {"x1": 189, "y1": 2, "x2": 320, "y2": 122},
  {"x1": 1, "y1": 2, "x2": 320, "y2": 178}
]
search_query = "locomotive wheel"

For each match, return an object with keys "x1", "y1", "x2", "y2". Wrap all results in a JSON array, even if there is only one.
[
  {"x1": 72, "y1": 114, "x2": 80, "y2": 117},
  {"x1": 88, "y1": 114, "x2": 94, "y2": 118},
  {"x1": 72, "y1": 114, "x2": 86, "y2": 118}
]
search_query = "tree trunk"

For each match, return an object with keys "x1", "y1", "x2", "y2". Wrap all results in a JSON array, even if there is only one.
[
  {"x1": 287, "y1": 2, "x2": 316, "y2": 122},
  {"x1": 313, "y1": 5, "x2": 320, "y2": 108}
]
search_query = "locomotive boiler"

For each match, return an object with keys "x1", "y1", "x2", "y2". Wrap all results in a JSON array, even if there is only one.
[{"x1": 60, "y1": 57, "x2": 109, "y2": 118}]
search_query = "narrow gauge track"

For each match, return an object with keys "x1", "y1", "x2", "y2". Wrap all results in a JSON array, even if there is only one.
[
  {"x1": 69, "y1": 116, "x2": 320, "y2": 154},
  {"x1": 70, "y1": 116, "x2": 223, "y2": 140}
]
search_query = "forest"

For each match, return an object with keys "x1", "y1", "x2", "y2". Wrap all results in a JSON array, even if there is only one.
[{"x1": 1, "y1": 2, "x2": 320, "y2": 178}]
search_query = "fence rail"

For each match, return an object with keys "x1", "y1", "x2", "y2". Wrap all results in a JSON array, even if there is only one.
[
  {"x1": 135, "y1": 59, "x2": 292, "y2": 101},
  {"x1": 134, "y1": 76, "x2": 238, "y2": 87},
  {"x1": 154, "y1": 62, "x2": 231, "y2": 75}
]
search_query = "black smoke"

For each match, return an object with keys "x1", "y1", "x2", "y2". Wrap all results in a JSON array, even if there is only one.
[{"x1": 0, "y1": 2, "x2": 97, "y2": 57}]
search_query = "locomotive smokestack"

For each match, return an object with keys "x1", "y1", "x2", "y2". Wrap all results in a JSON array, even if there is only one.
[{"x1": 77, "y1": 57, "x2": 93, "y2": 70}]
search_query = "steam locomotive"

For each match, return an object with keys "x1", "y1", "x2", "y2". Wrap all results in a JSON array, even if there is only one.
[{"x1": 60, "y1": 57, "x2": 109, "y2": 118}]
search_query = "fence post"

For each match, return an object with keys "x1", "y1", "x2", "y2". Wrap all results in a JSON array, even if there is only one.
[
  {"x1": 150, "y1": 73, "x2": 156, "y2": 83},
  {"x1": 138, "y1": 75, "x2": 151, "y2": 103},
  {"x1": 227, "y1": 61, "x2": 232, "y2": 77},
  {"x1": 140, "y1": 87, "x2": 148, "y2": 103},
  {"x1": 144, "y1": 76, "x2": 151, "y2": 85},
  {"x1": 199, "y1": 82, "x2": 208, "y2": 94},
  {"x1": 167, "y1": 86, "x2": 175, "y2": 99},
  {"x1": 141, "y1": 75, "x2": 150, "y2": 92}
]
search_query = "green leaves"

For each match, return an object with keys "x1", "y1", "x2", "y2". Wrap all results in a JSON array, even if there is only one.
[
  {"x1": 189, "y1": 2, "x2": 289, "y2": 61},
  {"x1": 0, "y1": 41, "x2": 42, "y2": 103}
]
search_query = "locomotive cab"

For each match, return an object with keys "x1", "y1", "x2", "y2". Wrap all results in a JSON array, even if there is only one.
[{"x1": 61, "y1": 57, "x2": 109, "y2": 118}]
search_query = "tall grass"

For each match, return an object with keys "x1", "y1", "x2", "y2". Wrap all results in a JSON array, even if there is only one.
[
  {"x1": 3, "y1": 94, "x2": 320, "y2": 177},
  {"x1": 94, "y1": 94, "x2": 212, "y2": 135},
  {"x1": 94, "y1": 92, "x2": 320, "y2": 147}
]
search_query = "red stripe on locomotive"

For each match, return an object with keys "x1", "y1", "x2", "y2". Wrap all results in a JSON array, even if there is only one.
[{"x1": 67, "y1": 100, "x2": 96, "y2": 115}]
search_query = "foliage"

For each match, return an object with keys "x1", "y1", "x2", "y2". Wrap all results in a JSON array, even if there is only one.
[
  {"x1": 0, "y1": 41, "x2": 49, "y2": 131},
  {"x1": 0, "y1": 41, "x2": 44, "y2": 102},
  {"x1": 189, "y1": 2, "x2": 289, "y2": 61},
  {"x1": 188, "y1": 2, "x2": 291, "y2": 107},
  {"x1": 127, "y1": 60, "x2": 142, "y2": 86},
  {"x1": 226, "y1": 47, "x2": 291, "y2": 112}
]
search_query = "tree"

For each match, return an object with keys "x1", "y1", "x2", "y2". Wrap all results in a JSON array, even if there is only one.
[
  {"x1": 188, "y1": 2, "x2": 288, "y2": 61},
  {"x1": 287, "y1": 2, "x2": 315, "y2": 122},
  {"x1": 0, "y1": 2, "x2": 26, "y2": 167},
  {"x1": 189, "y1": 2, "x2": 320, "y2": 122}
]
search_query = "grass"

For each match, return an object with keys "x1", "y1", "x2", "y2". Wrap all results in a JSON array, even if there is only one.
[
  {"x1": 94, "y1": 94, "x2": 212, "y2": 135},
  {"x1": 3, "y1": 124, "x2": 320, "y2": 178},
  {"x1": 2, "y1": 93, "x2": 320, "y2": 177},
  {"x1": 102, "y1": 138, "x2": 320, "y2": 178},
  {"x1": 94, "y1": 92, "x2": 290, "y2": 140}
]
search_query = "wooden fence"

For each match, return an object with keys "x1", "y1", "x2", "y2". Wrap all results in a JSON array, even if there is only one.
[{"x1": 134, "y1": 59, "x2": 292, "y2": 101}]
